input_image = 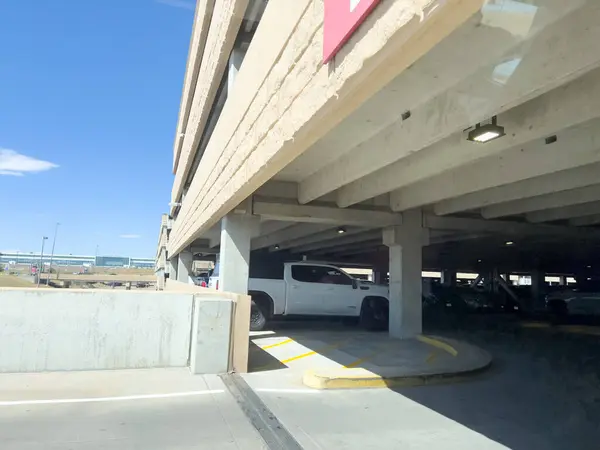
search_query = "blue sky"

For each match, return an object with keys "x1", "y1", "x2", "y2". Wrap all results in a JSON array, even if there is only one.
[{"x1": 0, "y1": 0, "x2": 195, "y2": 258}]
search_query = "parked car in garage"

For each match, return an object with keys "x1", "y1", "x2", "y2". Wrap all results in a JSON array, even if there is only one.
[
  {"x1": 193, "y1": 271, "x2": 211, "y2": 287},
  {"x1": 545, "y1": 283, "x2": 600, "y2": 321},
  {"x1": 424, "y1": 285, "x2": 520, "y2": 314},
  {"x1": 209, "y1": 261, "x2": 389, "y2": 331}
]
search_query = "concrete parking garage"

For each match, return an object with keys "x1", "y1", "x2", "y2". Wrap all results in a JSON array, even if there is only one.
[
  {"x1": 161, "y1": 0, "x2": 600, "y2": 341},
  {"x1": 153, "y1": 0, "x2": 600, "y2": 446}
]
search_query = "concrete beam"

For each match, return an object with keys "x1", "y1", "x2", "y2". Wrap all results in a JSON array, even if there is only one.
[
  {"x1": 251, "y1": 223, "x2": 331, "y2": 250},
  {"x1": 293, "y1": 230, "x2": 382, "y2": 254},
  {"x1": 340, "y1": 62, "x2": 600, "y2": 208},
  {"x1": 172, "y1": 0, "x2": 215, "y2": 172},
  {"x1": 172, "y1": 0, "x2": 249, "y2": 205},
  {"x1": 310, "y1": 239, "x2": 382, "y2": 256},
  {"x1": 424, "y1": 215, "x2": 600, "y2": 239},
  {"x1": 434, "y1": 163, "x2": 600, "y2": 215},
  {"x1": 570, "y1": 214, "x2": 600, "y2": 227},
  {"x1": 254, "y1": 180, "x2": 299, "y2": 200},
  {"x1": 301, "y1": 2, "x2": 597, "y2": 205},
  {"x1": 252, "y1": 199, "x2": 402, "y2": 227},
  {"x1": 275, "y1": 226, "x2": 367, "y2": 251},
  {"x1": 391, "y1": 118, "x2": 600, "y2": 212},
  {"x1": 429, "y1": 233, "x2": 489, "y2": 246},
  {"x1": 331, "y1": 244, "x2": 383, "y2": 258},
  {"x1": 527, "y1": 201, "x2": 600, "y2": 223},
  {"x1": 482, "y1": 184, "x2": 600, "y2": 219},
  {"x1": 258, "y1": 220, "x2": 295, "y2": 236}
]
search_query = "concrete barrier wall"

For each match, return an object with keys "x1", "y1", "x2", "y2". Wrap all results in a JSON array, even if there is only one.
[
  {"x1": 164, "y1": 279, "x2": 252, "y2": 374},
  {"x1": 0, "y1": 289, "x2": 194, "y2": 373}
]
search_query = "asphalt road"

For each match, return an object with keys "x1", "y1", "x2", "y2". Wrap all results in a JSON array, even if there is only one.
[
  {"x1": 414, "y1": 313, "x2": 600, "y2": 449},
  {"x1": 244, "y1": 315, "x2": 600, "y2": 449}
]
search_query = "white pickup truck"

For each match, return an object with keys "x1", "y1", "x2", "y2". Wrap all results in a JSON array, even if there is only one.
[{"x1": 209, "y1": 261, "x2": 389, "y2": 331}]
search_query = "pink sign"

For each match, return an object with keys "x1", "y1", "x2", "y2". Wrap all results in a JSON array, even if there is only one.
[{"x1": 323, "y1": 0, "x2": 381, "y2": 63}]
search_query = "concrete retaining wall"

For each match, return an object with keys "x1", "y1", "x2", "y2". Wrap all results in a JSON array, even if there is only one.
[
  {"x1": 0, "y1": 288, "x2": 250, "y2": 374},
  {"x1": 0, "y1": 289, "x2": 193, "y2": 372}
]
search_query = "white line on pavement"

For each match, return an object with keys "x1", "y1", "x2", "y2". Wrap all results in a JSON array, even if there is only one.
[{"x1": 0, "y1": 390, "x2": 225, "y2": 406}]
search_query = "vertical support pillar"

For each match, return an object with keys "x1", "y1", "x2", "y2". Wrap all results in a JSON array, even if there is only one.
[
  {"x1": 531, "y1": 269, "x2": 545, "y2": 311},
  {"x1": 491, "y1": 268, "x2": 500, "y2": 294},
  {"x1": 219, "y1": 213, "x2": 260, "y2": 294},
  {"x1": 441, "y1": 269, "x2": 457, "y2": 287},
  {"x1": 383, "y1": 209, "x2": 428, "y2": 339},
  {"x1": 559, "y1": 275, "x2": 567, "y2": 286},
  {"x1": 156, "y1": 268, "x2": 165, "y2": 290},
  {"x1": 177, "y1": 250, "x2": 194, "y2": 284},
  {"x1": 168, "y1": 258, "x2": 179, "y2": 281},
  {"x1": 373, "y1": 263, "x2": 387, "y2": 285}
]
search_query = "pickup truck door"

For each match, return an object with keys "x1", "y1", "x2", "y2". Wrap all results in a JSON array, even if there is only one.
[{"x1": 285, "y1": 264, "x2": 357, "y2": 315}]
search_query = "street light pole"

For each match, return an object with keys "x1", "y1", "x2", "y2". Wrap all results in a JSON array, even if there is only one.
[
  {"x1": 48, "y1": 222, "x2": 60, "y2": 280},
  {"x1": 37, "y1": 236, "x2": 48, "y2": 288}
]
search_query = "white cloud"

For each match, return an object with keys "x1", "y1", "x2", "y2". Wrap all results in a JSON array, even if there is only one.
[
  {"x1": 0, "y1": 148, "x2": 59, "y2": 176},
  {"x1": 119, "y1": 234, "x2": 142, "y2": 239},
  {"x1": 155, "y1": 0, "x2": 195, "y2": 10}
]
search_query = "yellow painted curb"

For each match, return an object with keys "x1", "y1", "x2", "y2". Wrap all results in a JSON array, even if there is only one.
[
  {"x1": 303, "y1": 363, "x2": 491, "y2": 390},
  {"x1": 417, "y1": 335, "x2": 458, "y2": 357},
  {"x1": 303, "y1": 336, "x2": 491, "y2": 390}
]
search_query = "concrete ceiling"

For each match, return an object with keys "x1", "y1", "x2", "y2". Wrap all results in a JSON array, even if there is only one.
[{"x1": 192, "y1": 1, "x2": 600, "y2": 275}]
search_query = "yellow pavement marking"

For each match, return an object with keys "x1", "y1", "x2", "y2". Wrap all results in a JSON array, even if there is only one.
[
  {"x1": 343, "y1": 348, "x2": 386, "y2": 368},
  {"x1": 260, "y1": 338, "x2": 294, "y2": 350},
  {"x1": 557, "y1": 325, "x2": 600, "y2": 336},
  {"x1": 520, "y1": 322, "x2": 600, "y2": 336},
  {"x1": 280, "y1": 342, "x2": 342, "y2": 364},
  {"x1": 417, "y1": 335, "x2": 458, "y2": 357},
  {"x1": 521, "y1": 322, "x2": 550, "y2": 329}
]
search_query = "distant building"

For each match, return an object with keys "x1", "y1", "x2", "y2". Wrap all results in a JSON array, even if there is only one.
[{"x1": 0, "y1": 252, "x2": 154, "y2": 268}]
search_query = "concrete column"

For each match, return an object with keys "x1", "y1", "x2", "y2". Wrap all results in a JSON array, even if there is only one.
[
  {"x1": 441, "y1": 269, "x2": 457, "y2": 287},
  {"x1": 373, "y1": 264, "x2": 387, "y2": 284},
  {"x1": 168, "y1": 258, "x2": 178, "y2": 281},
  {"x1": 177, "y1": 251, "x2": 194, "y2": 284},
  {"x1": 492, "y1": 268, "x2": 500, "y2": 293},
  {"x1": 219, "y1": 214, "x2": 260, "y2": 294},
  {"x1": 559, "y1": 275, "x2": 567, "y2": 286},
  {"x1": 531, "y1": 269, "x2": 545, "y2": 310},
  {"x1": 383, "y1": 209, "x2": 428, "y2": 339},
  {"x1": 156, "y1": 268, "x2": 165, "y2": 290}
]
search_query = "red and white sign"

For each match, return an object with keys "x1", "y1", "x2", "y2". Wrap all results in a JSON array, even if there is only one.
[{"x1": 323, "y1": 0, "x2": 381, "y2": 63}]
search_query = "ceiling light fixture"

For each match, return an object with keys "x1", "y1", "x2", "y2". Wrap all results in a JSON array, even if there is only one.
[
  {"x1": 505, "y1": 241, "x2": 514, "y2": 246},
  {"x1": 274, "y1": 245, "x2": 280, "y2": 250},
  {"x1": 467, "y1": 116, "x2": 505, "y2": 143},
  {"x1": 337, "y1": 227, "x2": 347, "y2": 234}
]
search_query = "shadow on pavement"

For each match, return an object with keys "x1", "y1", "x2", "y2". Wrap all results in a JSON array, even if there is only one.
[
  {"x1": 247, "y1": 341, "x2": 288, "y2": 373},
  {"x1": 249, "y1": 315, "x2": 600, "y2": 449},
  {"x1": 393, "y1": 314, "x2": 600, "y2": 450}
]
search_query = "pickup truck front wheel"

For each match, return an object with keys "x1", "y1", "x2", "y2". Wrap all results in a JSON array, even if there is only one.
[
  {"x1": 360, "y1": 297, "x2": 389, "y2": 331},
  {"x1": 250, "y1": 300, "x2": 268, "y2": 331}
]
